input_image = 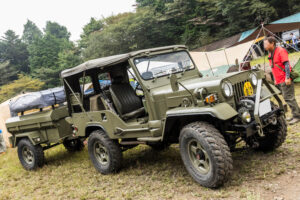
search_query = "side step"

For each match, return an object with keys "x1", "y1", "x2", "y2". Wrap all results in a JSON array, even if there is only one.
[
  {"x1": 120, "y1": 141, "x2": 145, "y2": 145},
  {"x1": 137, "y1": 137, "x2": 162, "y2": 142}
]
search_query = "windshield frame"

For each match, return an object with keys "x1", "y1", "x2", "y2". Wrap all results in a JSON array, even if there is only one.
[{"x1": 133, "y1": 50, "x2": 196, "y2": 81}]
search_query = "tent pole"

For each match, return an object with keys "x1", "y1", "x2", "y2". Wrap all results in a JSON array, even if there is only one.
[
  {"x1": 263, "y1": 26, "x2": 299, "y2": 52},
  {"x1": 240, "y1": 26, "x2": 263, "y2": 71},
  {"x1": 262, "y1": 24, "x2": 266, "y2": 72},
  {"x1": 205, "y1": 53, "x2": 215, "y2": 76},
  {"x1": 224, "y1": 49, "x2": 230, "y2": 68}
]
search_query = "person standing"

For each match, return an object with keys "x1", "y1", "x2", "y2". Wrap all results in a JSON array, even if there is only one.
[
  {"x1": 264, "y1": 36, "x2": 300, "y2": 125},
  {"x1": 290, "y1": 33, "x2": 299, "y2": 51},
  {"x1": 0, "y1": 129, "x2": 6, "y2": 154}
]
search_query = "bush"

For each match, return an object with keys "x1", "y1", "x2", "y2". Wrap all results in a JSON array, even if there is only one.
[{"x1": 0, "y1": 74, "x2": 44, "y2": 103}]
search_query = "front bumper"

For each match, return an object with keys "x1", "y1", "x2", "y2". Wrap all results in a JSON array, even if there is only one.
[{"x1": 233, "y1": 107, "x2": 284, "y2": 137}]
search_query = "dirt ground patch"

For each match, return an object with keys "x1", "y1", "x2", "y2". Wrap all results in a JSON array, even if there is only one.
[{"x1": 1, "y1": 84, "x2": 300, "y2": 200}]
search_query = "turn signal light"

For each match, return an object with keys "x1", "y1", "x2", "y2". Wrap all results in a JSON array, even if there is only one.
[{"x1": 205, "y1": 94, "x2": 217, "y2": 104}]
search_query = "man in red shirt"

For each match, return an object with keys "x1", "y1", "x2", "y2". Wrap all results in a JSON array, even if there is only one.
[{"x1": 264, "y1": 36, "x2": 300, "y2": 125}]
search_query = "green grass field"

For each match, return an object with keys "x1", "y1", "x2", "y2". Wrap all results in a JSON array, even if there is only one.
[{"x1": 1, "y1": 84, "x2": 300, "y2": 200}]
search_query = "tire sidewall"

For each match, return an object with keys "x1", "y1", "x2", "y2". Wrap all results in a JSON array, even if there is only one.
[
  {"x1": 17, "y1": 139, "x2": 41, "y2": 170},
  {"x1": 180, "y1": 127, "x2": 218, "y2": 186},
  {"x1": 88, "y1": 131, "x2": 118, "y2": 173},
  {"x1": 258, "y1": 115, "x2": 287, "y2": 151}
]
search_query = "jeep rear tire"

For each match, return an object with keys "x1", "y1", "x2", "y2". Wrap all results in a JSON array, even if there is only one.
[
  {"x1": 88, "y1": 130, "x2": 122, "y2": 174},
  {"x1": 257, "y1": 115, "x2": 287, "y2": 151},
  {"x1": 17, "y1": 138, "x2": 44, "y2": 170},
  {"x1": 179, "y1": 122, "x2": 232, "y2": 188},
  {"x1": 63, "y1": 138, "x2": 84, "y2": 152}
]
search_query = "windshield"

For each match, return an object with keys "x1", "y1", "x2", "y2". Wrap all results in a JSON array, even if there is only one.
[{"x1": 134, "y1": 51, "x2": 195, "y2": 80}]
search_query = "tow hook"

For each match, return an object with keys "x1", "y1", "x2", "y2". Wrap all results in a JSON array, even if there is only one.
[
  {"x1": 269, "y1": 117, "x2": 277, "y2": 125},
  {"x1": 256, "y1": 125, "x2": 264, "y2": 137}
]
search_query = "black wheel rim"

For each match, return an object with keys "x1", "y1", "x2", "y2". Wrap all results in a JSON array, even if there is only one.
[
  {"x1": 187, "y1": 139, "x2": 211, "y2": 175},
  {"x1": 22, "y1": 146, "x2": 34, "y2": 165},
  {"x1": 94, "y1": 141, "x2": 109, "y2": 165}
]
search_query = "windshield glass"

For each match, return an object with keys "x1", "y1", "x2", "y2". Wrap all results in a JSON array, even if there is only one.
[{"x1": 134, "y1": 51, "x2": 195, "y2": 80}]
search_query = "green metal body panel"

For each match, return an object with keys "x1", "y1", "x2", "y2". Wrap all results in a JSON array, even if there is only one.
[
  {"x1": 166, "y1": 103, "x2": 238, "y2": 120},
  {"x1": 72, "y1": 111, "x2": 157, "y2": 139},
  {"x1": 6, "y1": 106, "x2": 73, "y2": 147}
]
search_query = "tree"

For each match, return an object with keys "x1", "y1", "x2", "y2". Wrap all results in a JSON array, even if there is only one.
[
  {"x1": 0, "y1": 61, "x2": 18, "y2": 86},
  {"x1": 0, "y1": 30, "x2": 29, "y2": 76},
  {"x1": 28, "y1": 21, "x2": 79, "y2": 88},
  {"x1": 44, "y1": 21, "x2": 71, "y2": 39},
  {"x1": 83, "y1": 9, "x2": 180, "y2": 59},
  {"x1": 58, "y1": 48, "x2": 82, "y2": 70},
  {"x1": 22, "y1": 20, "x2": 42, "y2": 45},
  {"x1": 0, "y1": 74, "x2": 44, "y2": 103},
  {"x1": 79, "y1": 17, "x2": 103, "y2": 48}
]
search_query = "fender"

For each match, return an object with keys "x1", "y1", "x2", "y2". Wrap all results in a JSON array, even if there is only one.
[
  {"x1": 85, "y1": 123, "x2": 107, "y2": 138},
  {"x1": 12, "y1": 131, "x2": 43, "y2": 147},
  {"x1": 165, "y1": 102, "x2": 238, "y2": 120}
]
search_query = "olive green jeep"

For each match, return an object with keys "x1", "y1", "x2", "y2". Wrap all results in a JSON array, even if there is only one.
[
  {"x1": 7, "y1": 45, "x2": 287, "y2": 188},
  {"x1": 61, "y1": 45, "x2": 286, "y2": 188}
]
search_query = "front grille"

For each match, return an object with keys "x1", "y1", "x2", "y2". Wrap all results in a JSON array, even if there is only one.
[{"x1": 233, "y1": 80, "x2": 247, "y2": 104}]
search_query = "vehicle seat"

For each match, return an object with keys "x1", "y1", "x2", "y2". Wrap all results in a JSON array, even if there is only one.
[
  {"x1": 89, "y1": 94, "x2": 117, "y2": 113},
  {"x1": 109, "y1": 76, "x2": 145, "y2": 120},
  {"x1": 90, "y1": 94, "x2": 105, "y2": 111}
]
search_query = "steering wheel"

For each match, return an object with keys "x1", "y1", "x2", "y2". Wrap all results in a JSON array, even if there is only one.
[{"x1": 135, "y1": 82, "x2": 144, "y2": 97}]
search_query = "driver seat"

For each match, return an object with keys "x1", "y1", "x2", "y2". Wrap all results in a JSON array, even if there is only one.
[{"x1": 109, "y1": 76, "x2": 145, "y2": 120}]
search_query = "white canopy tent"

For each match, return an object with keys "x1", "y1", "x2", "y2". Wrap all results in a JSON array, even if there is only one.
[{"x1": 190, "y1": 40, "x2": 254, "y2": 71}]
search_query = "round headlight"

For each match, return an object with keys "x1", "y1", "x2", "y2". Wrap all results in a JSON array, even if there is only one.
[
  {"x1": 222, "y1": 81, "x2": 233, "y2": 97},
  {"x1": 250, "y1": 73, "x2": 258, "y2": 86},
  {"x1": 242, "y1": 111, "x2": 251, "y2": 123}
]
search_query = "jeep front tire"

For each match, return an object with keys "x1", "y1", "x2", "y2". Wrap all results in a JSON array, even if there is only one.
[
  {"x1": 257, "y1": 115, "x2": 287, "y2": 151},
  {"x1": 88, "y1": 130, "x2": 122, "y2": 174},
  {"x1": 179, "y1": 122, "x2": 232, "y2": 188},
  {"x1": 17, "y1": 138, "x2": 45, "y2": 170}
]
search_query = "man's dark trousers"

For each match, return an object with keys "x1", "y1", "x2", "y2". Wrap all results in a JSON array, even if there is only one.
[{"x1": 279, "y1": 82, "x2": 300, "y2": 119}]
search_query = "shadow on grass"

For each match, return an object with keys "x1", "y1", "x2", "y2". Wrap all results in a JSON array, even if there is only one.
[{"x1": 40, "y1": 141, "x2": 293, "y2": 188}]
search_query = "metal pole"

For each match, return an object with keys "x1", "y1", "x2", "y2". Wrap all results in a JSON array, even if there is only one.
[
  {"x1": 240, "y1": 26, "x2": 263, "y2": 71},
  {"x1": 224, "y1": 49, "x2": 230, "y2": 67},
  {"x1": 263, "y1": 26, "x2": 299, "y2": 52},
  {"x1": 205, "y1": 53, "x2": 214, "y2": 76},
  {"x1": 262, "y1": 24, "x2": 266, "y2": 72}
]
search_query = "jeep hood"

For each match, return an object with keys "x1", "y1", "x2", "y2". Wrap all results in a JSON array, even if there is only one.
[{"x1": 151, "y1": 71, "x2": 240, "y2": 96}]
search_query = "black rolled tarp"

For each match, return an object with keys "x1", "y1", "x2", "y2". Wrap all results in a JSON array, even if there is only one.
[{"x1": 9, "y1": 87, "x2": 66, "y2": 117}]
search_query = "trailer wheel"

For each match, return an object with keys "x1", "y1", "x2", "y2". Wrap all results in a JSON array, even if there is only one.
[
  {"x1": 179, "y1": 121, "x2": 232, "y2": 188},
  {"x1": 17, "y1": 138, "x2": 44, "y2": 170},
  {"x1": 63, "y1": 139, "x2": 84, "y2": 152},
  {"x1": 88, "y1": 130, "x2": 122, "y2": 174}
]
